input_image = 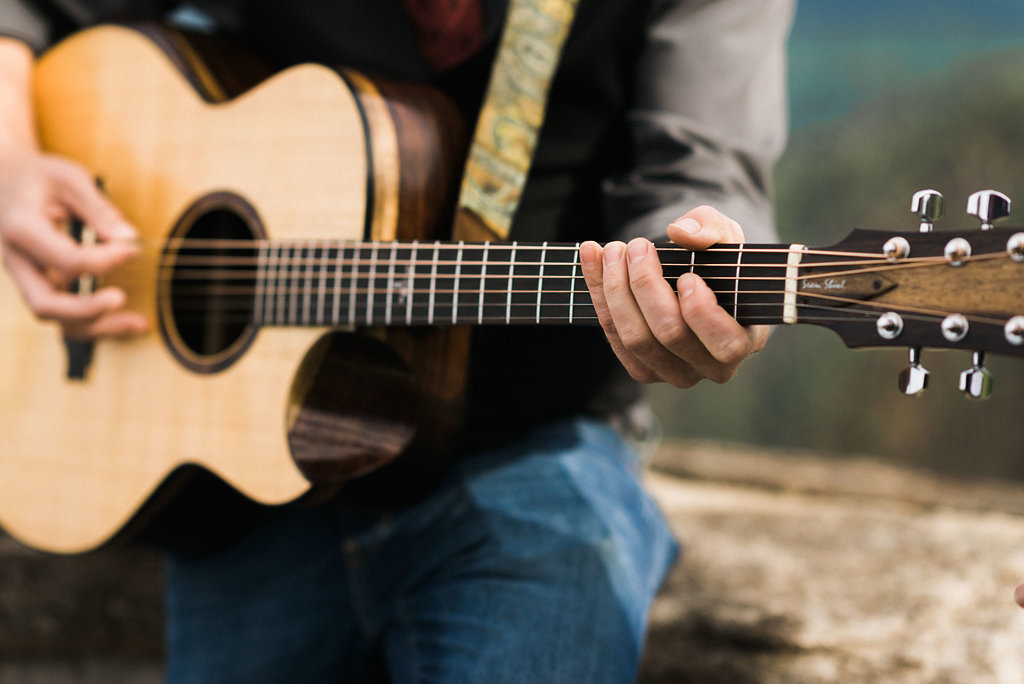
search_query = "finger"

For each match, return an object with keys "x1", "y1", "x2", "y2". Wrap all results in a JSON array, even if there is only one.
[
  {"x1": 677, "y1": 271, "x2": 758, "y2": 382},
  {"x1": 46, "y1": 156, "x2": 137, "y2": 242},
  {"x1": 580, "y1": 240, "x2": 660, "y2": 383},
  {"x1": 4, "y1": 246, "x2": 129, "y2": 322},
  {"x1": 62, "y1": 308, "x2": 150, "y2": 340},
  {"x1": 579, "y1": 241, "x2": 617, "y2": 335},
  {"x1": 624, "y1": 238, "x2": 710, "y2": 387},
  {"x1": 666, "y1": 205, "x2": 745, "y2": 249},
  {"x1": 4, "y1": 212, "x2": 139, "y2": 280},
  {"x1": 605, "y1": 240, "x2": 702, "y2": 385}
]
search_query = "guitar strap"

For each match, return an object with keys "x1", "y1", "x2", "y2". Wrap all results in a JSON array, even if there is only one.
[{"x1": 453, "y1": 0, "x2": 580, "y2": 241}]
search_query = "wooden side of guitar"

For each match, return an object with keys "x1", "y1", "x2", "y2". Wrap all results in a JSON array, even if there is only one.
[{"x1": 0, "y1": 25, "x2": 468, "y2": 553}]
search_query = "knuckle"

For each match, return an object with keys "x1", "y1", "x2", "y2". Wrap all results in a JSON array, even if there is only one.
[
  {"x1": 28, "y1": 296, "x2": 58, "y2": 321},
  {"x1": 652, "y1": 318, "x2": 689, "y2": 349},
  {"x1": 619, "y1": 327, "x2": 658, "y2": 357},
  {"x1": 49, "y1": 251, "x2": 82, "y2": 279},
  {"x1": 716, "y1": 336, "x2": 751, "y2": 366},
  {"x1": 706, "y1": 365, "x2": 738, "y2": 385},
  {"x1": 665, "y1": 367, "x2": 702, "y2": 389},
  {"x1": 625, "y1": 363, "x2": 662, "y2": 385},
  {"x1": 628, "y1": 267, "x2": 659, "y2": 294},
  {"x1": 50, "y1": 155, "x2": 90, "y2": 183}
]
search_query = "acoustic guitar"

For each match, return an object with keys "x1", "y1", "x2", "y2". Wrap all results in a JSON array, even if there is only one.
[{"x1": 1, "y1": 25, "x2": 1022, "y2": 554}]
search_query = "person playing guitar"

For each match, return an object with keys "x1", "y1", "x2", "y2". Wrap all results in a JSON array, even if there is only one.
[{"x1": 0, "y1": 0, "x2": 790, "y2": 680}]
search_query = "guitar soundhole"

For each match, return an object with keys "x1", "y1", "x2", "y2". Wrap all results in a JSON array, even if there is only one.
[{"x1": 160, "y1": 193, "x2": 262, "y2": 374}]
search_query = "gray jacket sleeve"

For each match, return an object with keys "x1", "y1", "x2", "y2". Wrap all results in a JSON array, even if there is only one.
[
  {"x1": 603, "y1": 0, "x2": 794, "y2": 243},
  {"x1": 0, "y1": 0, "x2": 53, "y2": 50}
]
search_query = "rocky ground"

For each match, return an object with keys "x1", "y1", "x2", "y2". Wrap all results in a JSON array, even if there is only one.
[{"x1": 3, "y1": 440, "x2": 1024, "y2": 682}]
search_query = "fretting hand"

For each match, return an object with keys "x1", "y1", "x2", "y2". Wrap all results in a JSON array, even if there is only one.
[{"x1": 580, "y1": 205, "x2": 769, "y2": 388}]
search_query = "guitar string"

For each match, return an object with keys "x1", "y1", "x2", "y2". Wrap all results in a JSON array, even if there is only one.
[
  {"x1": 160, "y1": 282, "x2": 1018, "y2": 319},
  {"x1": 163, "y1": 283, "x2": 1013, "y2": 330},
  {"x1": 118, "y1": 245, "x2": 1012, "y2": 285},
  {"x1": 156, "y1": 235, "x2": 1013, "y2": 264},
  {"x1": 88, "y1": 242, "x2": 1021, "y2": 328},
  {"x1": 144, "y1": 250, "x2": 1017, "y2": 324},
  {"x1": 153, "y1": 251, "x2": 989, "y2": 284},
  {"x1": 165, "y1": 300, "x2": 1000, "y2": 332}
]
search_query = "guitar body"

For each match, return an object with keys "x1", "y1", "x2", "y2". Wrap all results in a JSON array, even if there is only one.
[{"x1": 0, "y1": 25, "x2": 467, "y2": 553}]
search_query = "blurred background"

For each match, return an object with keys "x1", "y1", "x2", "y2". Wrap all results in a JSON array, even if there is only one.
[{"x1": 650, "y1": 0, "x2": 1024, "y2": 482}]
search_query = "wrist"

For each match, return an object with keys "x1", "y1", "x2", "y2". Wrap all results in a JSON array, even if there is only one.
[{"x1": 0, "y1": 37, "x2": 39, "y2": 154}]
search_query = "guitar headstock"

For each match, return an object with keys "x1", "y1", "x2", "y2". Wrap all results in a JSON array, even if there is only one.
[{"x1": 799, "y1": 189, "x2": 1024, "y2": 399}]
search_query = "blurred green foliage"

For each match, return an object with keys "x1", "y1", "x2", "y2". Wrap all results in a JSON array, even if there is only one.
[{"x1": 651, "y1": 47, "x2": 1024, "y2": 481}]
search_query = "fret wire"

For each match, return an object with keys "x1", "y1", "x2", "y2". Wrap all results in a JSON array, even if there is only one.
[
  {"x1": 364, "y1": 243, "x2": 376, "y2": 326},
  {"x1": 568, "y1": 242, "x2": 580, "y2": 324},
  {"x1": 505, "y1": 242, "x2": 517, "y2": 325},
  {"x1": 348, "y1": 244, "x2": 359, "y2": 326},
  {"x1": 281, "y1": 244, "x2": 293, "y2": 325},
  {"x1": 302, "y1": 243, "x2": 314, "y2": 325},
  {"x1": 733, "y1": 244, "x2": 743, "y2": 318},
  {"x1": 315, "y1": 241, "x2": 326, "y2": 325},
  {"x1": 452, "y1": 241, "x2": 464, "y2": 325},
  {"x1": 331, "y1": 244, "x2": 344, "y2": 325},
  {"x1": 275, "y1": 242, "x2": 285, "y2": 325},
  {"x1": 401, "y1": 240, "x2": 413, "y2": 325},
  {"x1": 428, "y1": 241, "x2": 440, "y2": 326},
  {"x1": 535, "y1": 241, "x2": 547, "y2": 324},
  {"x1": 478, "y1": 244, "x2": 489, "y2": 325},
  {"x1": 291, "y1": 243, "x2": 303, "y2": 325},
  {"x1": 385, "y1": 243, "x2": 397, "y2": 325}
]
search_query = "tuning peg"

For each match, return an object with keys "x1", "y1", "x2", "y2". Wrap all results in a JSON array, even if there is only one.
[
  {"x1": 911, "y1": 189, "x2": 944, "y2": 233},
  {"x1": 898, "y1": 347, "x2": 929, "y2": 396},
  {"x1": 959, "y1": 351, "x2": 993, "y2": 400},
  {"x1": 967, "y1": 190, "x2": 1011, "y2": 230}
]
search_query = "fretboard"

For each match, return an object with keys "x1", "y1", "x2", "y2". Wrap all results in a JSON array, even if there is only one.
[{"x1": 245, "y1": 240, "x2": 793, "y2": 329}]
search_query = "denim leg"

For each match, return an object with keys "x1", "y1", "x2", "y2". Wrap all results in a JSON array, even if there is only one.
[
  {"x1": 163, "y1": 417, "x2": 678, "y2": 683},
  {"x1": 375, "y1": 418, "x2": 678, "y2": 683},
  {"x1": 163, "y1": 505, "x2": 375, "y2": 684}
]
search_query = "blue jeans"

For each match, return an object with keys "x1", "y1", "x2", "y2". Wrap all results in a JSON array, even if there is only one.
[{"x1": 164, "y1": 418, "x2": 678, "y2": 683}]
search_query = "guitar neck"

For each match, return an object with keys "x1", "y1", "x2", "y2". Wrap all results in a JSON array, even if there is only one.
[{"x1": 241, "y1": 240, "x2": 793, "y2": 328}]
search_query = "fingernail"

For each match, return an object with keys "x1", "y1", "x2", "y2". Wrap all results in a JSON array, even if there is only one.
[
  {"x1": 604, "y1": 242, "x2": 624, "y2": 266},
  {"x1": 626, "y1": 238, "x2": 649, "y2": 263},
  {"x1": 97, "y1": 287, "x2": 126, "y2": 309},
  {"x1": 670, "y1": 217, "x2": 701, "y2": 235},
  {"x1": 579, "y1": 242, "x2": 598, "y2": 267},
  {"x1": 109, "y1": 221, "x2": 138, "y2": 241},
  {"x1": 678, "y1": 273, "x2": 696, "y2": 298}
]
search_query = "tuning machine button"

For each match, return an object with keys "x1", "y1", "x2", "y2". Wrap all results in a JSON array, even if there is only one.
[
  {"x1": 911, "y1": 189, "x2": 944, "y2": 233},
  {"x1": 959, "y1": 351, "x2": 993, "y2": 400},
  {"x1": 899, "y1": 347, "x2": 929, "y2": 396},
  {"x1": 967, "y1": 190, "x2": 1011, "y2": 230},
  {"x1": 941, "y1": 314, "x2": 969, "y2": 342},
  {"x1": 1006, "y1": 316, "x2": 1024, "y2": 346},
  {"x1": 943, "y1": 237, "x2": 972, "y2": 266},
  {"x1": 877, "y1": 311, "x2": 904, "y2": 339},
  {"x1": 883, "y1": 236, "x2": 911, "y2": 261},
  {"x1": 1008, "y1": 233, "x2": 1024, "y2": 262}
]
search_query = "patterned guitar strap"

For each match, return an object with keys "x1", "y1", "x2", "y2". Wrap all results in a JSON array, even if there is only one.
[{"x1": 453, "y1": 0, "x2": 580, "y2": 241}]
